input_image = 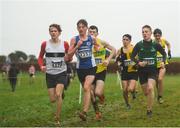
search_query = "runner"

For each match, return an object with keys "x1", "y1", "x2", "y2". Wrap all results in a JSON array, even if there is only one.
[
  {"x1": 153, "y1": 28, "x2": 171, "y2": 104},
  {"x1": 68, "y1": 19, "x2": 99, "y2": 121},
  {"x1": 88, "y1": 25, "x2": 116, "y2": 120},
  {"x1": 38, "y1": 24, "x2": 71, "y2": 125},
  {"x1": 8, "y1": 63, "x2": 19, "y2": 92},
  {"x1": 116, "y1": 34, "x2": 138, "y2": 109},
  {"x1": 131, "y1": 25, "x2": 166, "y2": 117}
]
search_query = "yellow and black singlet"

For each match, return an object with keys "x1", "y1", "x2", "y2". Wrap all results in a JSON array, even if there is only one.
[
  {"x1": 118, "y1": 46, "x2": 137, "y2": 73},
  {"x1": 156, "y1": 38, "x2": 168, "y2": 68}
]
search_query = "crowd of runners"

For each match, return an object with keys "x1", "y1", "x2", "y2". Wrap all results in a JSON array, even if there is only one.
[{"x1": 37, "y1": 19, "x2": 171, "y2": 125}]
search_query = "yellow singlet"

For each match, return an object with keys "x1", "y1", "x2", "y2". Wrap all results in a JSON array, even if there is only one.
[{"x1": 93, "y1": 38, "x2": 107, "y2": 73}]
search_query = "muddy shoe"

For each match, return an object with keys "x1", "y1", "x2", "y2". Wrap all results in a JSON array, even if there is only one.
[
  {"x1": 79, "y1": 111, "x2": 87, "y2": 121},
  {"x1": 99, "y1": 95, "x2": 105, "y2": 105},
  {"x1": 95, "y1": 112, "x2": 102, "y2": 120},
  {"x1": 147, "y1": 110, "x2": 152, "y2": 118}
]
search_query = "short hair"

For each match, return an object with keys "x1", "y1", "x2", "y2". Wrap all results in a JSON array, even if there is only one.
[
  {"x1": 89, "y1": 25, "x2": 98, "y2": 33},
  {"x1": 77, "y1": 19, "x2": 88, "y2": 27},
  {"x1": 142, "y1": 25, "x2": 152, "y2": 32},
  {"x1": 49, "y1": 24, "x2": 62, "y2": 32},
  {"x1": 153, "y1": 28, "x2": 162, "y2": 35},
  {"x1": 123, "y1": 34, "x2": 132, "y2": 41}
]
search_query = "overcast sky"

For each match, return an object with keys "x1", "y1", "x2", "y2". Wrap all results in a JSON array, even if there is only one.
[{"x1": 0, "y1": 0, "x2": 180, "y2": 58}]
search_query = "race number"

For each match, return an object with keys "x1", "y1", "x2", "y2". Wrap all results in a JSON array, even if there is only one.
[
  {"x1": 52, "y1": 60, "x2": 63, "y2": 68},
  {"x1": 143, "y1": 58, "x2": 155, "y2": 65},
  {"x1": 157, "y1": 56, "x2": 163, "y2": 62},
  {"x1": 124, "y1": 59, "x2": 135, "y2": 66},
  {"x1": 78, "y1": 50, "x2": 92, "y2": 59},
  {"x1": 95, "y1": 58, "x2": 102, "y2": 64}
]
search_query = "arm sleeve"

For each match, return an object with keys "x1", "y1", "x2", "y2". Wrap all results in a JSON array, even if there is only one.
[
  {"x1": 64, "y1": 41, "x2": 70, "y2": 53},
  {"x1": 131, "y1": 43, "x2": 139, "y2": 64},
  {"x1": 156, "y1": 43, "x2": 167, "y2": 63},
  {"x1": 38, "y1": 41, "x2": 46, "y2": 67}
]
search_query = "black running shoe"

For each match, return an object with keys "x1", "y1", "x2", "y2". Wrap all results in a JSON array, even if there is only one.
[
  {"x1": 147, "y1": 110, "x2": 152, "y2": 118},
  {"x1": 126, "y1": 104, "x2": 131, "y2": 110}
]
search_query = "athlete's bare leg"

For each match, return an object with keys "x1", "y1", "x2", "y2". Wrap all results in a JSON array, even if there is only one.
[
  {"x1": 83, "y1": 75, "x2": 95, "y2": 112},
  {"x1": 122, "y1": 81, "x2": 129, "y2": 107},
  {"x1": 95, "y1": 80, "x2": 105, "y2": 104},
  {"x1": 55, "y1": 84, "x2": 64, "y2": 122},
  {"x1": 157, "y1": 68, "x2": 166, "y2": 103}
]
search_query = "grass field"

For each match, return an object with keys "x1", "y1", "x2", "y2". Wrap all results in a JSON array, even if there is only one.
[
  {"x1": 170, "y1": 57, "x2": 180, "y2": 62},
  {"x1": 0, "y1": 73, "x2": 180, "y2": 127}
]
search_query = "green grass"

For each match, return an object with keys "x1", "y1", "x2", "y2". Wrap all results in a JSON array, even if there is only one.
[
  {"x1": 0, "y1": 73, "x2": 180, "y2": 127},
  {"x1": 170, "y1": 57, "x2": 180, "y2": 62}
]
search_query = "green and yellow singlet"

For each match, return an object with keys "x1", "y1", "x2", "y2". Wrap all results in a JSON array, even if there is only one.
[{"x1": 93, "y1": 38, "x2": 107, "y2": 73}]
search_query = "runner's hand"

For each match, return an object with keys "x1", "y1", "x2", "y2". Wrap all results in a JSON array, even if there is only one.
[
  {"x1": 40, "y1": 66, "x2": 46, "y2": 73},
  {"x1": 64, "y1": 55, "x2": 72, "y2": 62},
  {"x1": 77, "y1": 40, "x2": 83, "y2": 48},
  {"x1": 160, "y1": 62, "x2": 165, "y2": 69},
  {"x1": 103, "y1": 59, "x2": 110, "y2": 67},
  {"x1": 168, "y1": 50, "x2": 171, "y2": 59},
  {"x1": 138, "y1": 61, "x2": 147, "y2": 67}
]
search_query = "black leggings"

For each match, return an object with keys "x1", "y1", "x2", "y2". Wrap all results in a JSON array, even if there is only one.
[{"x1": 9, "y1": 78, "x2": 17, "y2": 92}]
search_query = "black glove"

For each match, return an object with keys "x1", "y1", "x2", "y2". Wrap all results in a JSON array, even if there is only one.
[{"x1": 168, "y1": 50, "x2": 171, "y2": 59}]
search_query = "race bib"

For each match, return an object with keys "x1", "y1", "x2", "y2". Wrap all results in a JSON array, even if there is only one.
[
  {"x1": 95, "y1": 58, "x2": 102, "y2": 64},
  {"x1": 52, "y1": 60, "x2": 63, "y2": 68},
  {"x1": 78, "y1": 50, "x2": 92, "y2": 59},
  {"x1": 157, "y1": 56, "x2": 163, "y2": 62},
  {"x1": 143, "y1": 58, "x2": 155, "y2": 65},
  {"x1": 124, "y1": 59, "x2": 135, "y2": 66}
]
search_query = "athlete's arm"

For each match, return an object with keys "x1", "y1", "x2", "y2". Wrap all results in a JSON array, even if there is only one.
[
  {"x1": 165, "y1": 39, "x2": 171, "y2": 59},
  {"x1": 101, "y1": 40, "x2": 116, "y2": 63},
  {"x1": 38, "y1": 41, "x2": 46, "y2": 72},
  {"x1": 92, "y1": 36, "x2": 100, "y2": 51},
  {"x1": 68, "y1": 37, "x2": 83, "y2": 59},
  {"x1": 64, "y1": 41, "x2": 72, "y2": 62},
  {"x1": 156, "y1": 43, "x2": 167, "y2": 63},
  {"x1": 131, "y1": 43, "x2": 147, "y2": 67},
  {"x1": 131, "y1": 43, "x2": 139, "y2": 64},
  {"x1": 164, "y1": 39, "x2": 171, "y2": 51},
  {"x1": 115, "y1": 49, "x2": 121, "y2": 62}
]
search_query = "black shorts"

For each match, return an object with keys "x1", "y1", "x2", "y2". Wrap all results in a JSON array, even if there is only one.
[
  {"x1": 77, "y1": 67, "x2": 97, "y2": 84},
  {"x1": 93, "y1": 70, "x2": 107, "y2": 84},
  {"x1": 138, "y1": 67, "x2": 158, "y2": 85},
  {"x1": 121, "y1": 72, "x2": 138, "y2": 81},
  {"x1": 46, "y1": 72, "x2": 67, "y2": 89}
]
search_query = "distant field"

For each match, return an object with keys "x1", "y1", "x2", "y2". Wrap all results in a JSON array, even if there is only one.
[
  {"x1": 170, "y1": 57, "x2": 180, "y2": 62},
  {"x1": 0, "y1": 73, "x2": 180, "y2": 127}
]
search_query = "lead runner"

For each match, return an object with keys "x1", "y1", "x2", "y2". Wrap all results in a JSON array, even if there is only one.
[{"x1": 38, "y1": 24, "x2": 71, "y2": 125}]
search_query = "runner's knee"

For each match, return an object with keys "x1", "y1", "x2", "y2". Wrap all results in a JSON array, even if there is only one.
[
  {"x1": 158, "y1": 77, "x2": 163, "y2": 81},
  {"x1": 83, "y1": 85, "x2": 91, "y2": 92},
  {"x1": 56, "y1": 92, "x2": 63, "y2": 99},
  {"x1": 128, "y1": 87, "x2": 134, "y2": 92},
  {"x1": 95, "y1": 90, "x2": 102, "y2": 97}
]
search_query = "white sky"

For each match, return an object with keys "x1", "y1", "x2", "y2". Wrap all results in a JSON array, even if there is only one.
[{"x1": 0, "y1": 0, "x2": 180, "y2": 57}]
